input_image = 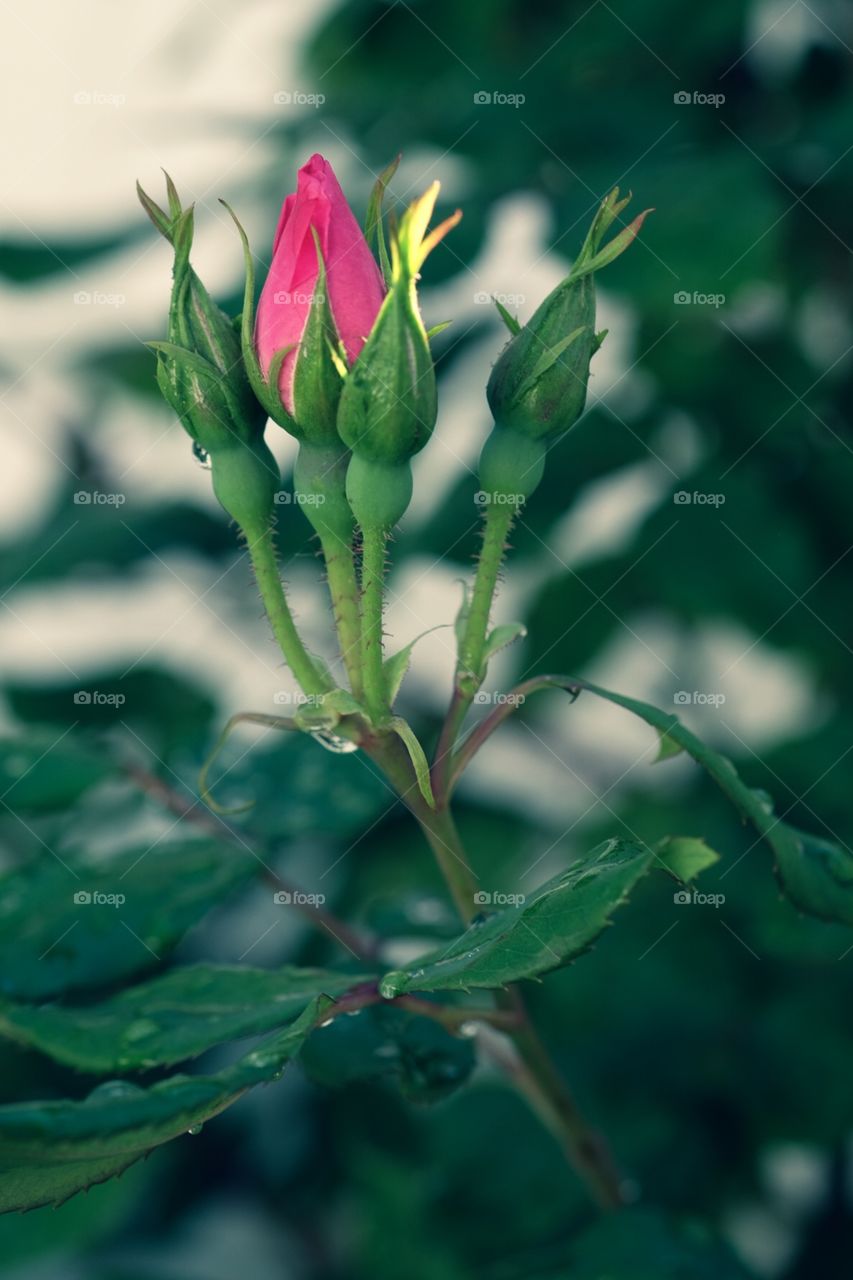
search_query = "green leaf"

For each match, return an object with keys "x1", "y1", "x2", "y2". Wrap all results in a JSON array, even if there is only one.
[
  {"x1": 0, "y1": 736, "x2": 112, "y2": 813},
  {"x1": 653, "y1": 836, "x2": 721, "y2": 883},
  {"x1": 389, "y1": 717, "x2": 435, "y2": 808},
  {"x1": 0, "y1": 998, "x2": 327, "y2": 1212},
  {"x1": 0, "y1": 839, "x2": 256, "y2": 999},
  {"x1": 380, "y1": 838, "x2": 651, "y2": 995},
  {"x1": 573, "y1": 680, "x2": 853, "y2": 927},
  {"x1": 382, "y1": 625, "x2": 448, "y2": 704},
  {"x1": 301, "y1": 1003, "x2": 475, "y2": 1104},
  {"x1": 0, "y1": 965, "x2": 366, "y2": 1072},
  {"x1": 483, "y1": 621, "x2": 527, "y2": 662}
]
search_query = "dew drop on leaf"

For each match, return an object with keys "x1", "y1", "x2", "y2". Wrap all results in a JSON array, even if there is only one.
[
  {"x1": 192, "y1": 441, "x2": 212, "y2": 470},
  {"x1": 89, "y1": 1080, "x2": 146, "y2": 1102}
]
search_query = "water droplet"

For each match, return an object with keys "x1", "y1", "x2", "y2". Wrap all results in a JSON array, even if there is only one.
[
  {"x1": 192, "y1": 441, "x2": 211, "y2": 470},
  {"x1": 459, "y1": 1021, "x2": 480, "y2": 1038},
  {"x1": 186, "y1": 1123, "x2": 203, "y2": 1135},
  {"x1": 89, "y1": 1080, "x2": 145, "y2": 1102},
  {"x1": 318, "y1": 1017, "x2": 335, "y2": 1028},
  {"x1": 309, "y1": 728, "x2": 358, "y2": 755}
]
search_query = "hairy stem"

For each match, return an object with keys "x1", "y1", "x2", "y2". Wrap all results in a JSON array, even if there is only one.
[
  {"x1": 458, "y1": 502, "x2": 516, "y2": 678},
  {"x1": 360, "y1": 523, "x2": 389, "y2": 723},
  {"x1": 318, "y1": 530, "x2": 364, "y2": 701},
  {"x1": 433, "y1": 503, "x2": 516, "y2": 794},
  {"x1": 245, "y1": 521, "x2": 330, "y2": 697}
]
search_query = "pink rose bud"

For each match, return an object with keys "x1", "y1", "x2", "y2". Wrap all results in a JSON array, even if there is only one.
[{"x1": 254, "y1": 153, "x2": 386, "y2": 418}]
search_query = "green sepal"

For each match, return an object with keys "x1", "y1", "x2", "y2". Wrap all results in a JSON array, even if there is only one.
[
  {"x1": 389, "y1": 717, "x2": 435, "y2": 808},
  {"x1": 365, "y1": 153, "x2": 401, "y2": 285},
  {"x1": 512, "y1": 324, "x2": 587, "y2": 402},
  {"x1": 220, "y1": 198, "x2": 299, "y2": 434},
  {"x1": 289, "y1": 231, "x2": 346, "y2": 444},
  {"x1": 136, "y1": 181, "x2": 173, "y2": 239},
  {"x1": 494, "y1": 299, "x2": 522, "y2": 335}
]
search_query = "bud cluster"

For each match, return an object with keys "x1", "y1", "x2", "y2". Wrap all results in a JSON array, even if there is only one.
[{"x1": 139, "y1": 157, "x2": 649, "y2": 746}]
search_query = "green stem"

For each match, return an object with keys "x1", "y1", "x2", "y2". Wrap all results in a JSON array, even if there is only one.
[
  {"x1": 360, "y1": 523, "x2": 388, "y2": 722},
  {"x1": 489, "y1": 990, "x2": 625, "y2": 1210},
  {"x1": 245, "y1": 521, "x2": 330, "y2": 697},
  {"x1": 459, "y1": 502, "x2": 516, "y2": 678},
  {"x1": 401, "y1": 765, "x2": 625, "y2": 1210},
  {"x1": 318, "y1": 531, "x2": 364, "y2": 702},
  {"x1": 415, "y1": 802, "x2": 479, "y2": 922},
  {"x1": 432, "y1": 502, "x2": 516, "y2": 795}
]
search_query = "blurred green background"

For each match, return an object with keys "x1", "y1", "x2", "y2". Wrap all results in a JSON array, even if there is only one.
[{"x1": 1, "y1": 0, "x2": 852, "y2": 1276}]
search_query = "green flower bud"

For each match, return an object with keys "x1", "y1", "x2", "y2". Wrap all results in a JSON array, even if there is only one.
[
  {"x1": 138, "y1": 176, "x2": 276, "y2": 532},
  {"x1": 138, "y1": 179, "x2": 265, "y2": 454},
  {"x1": 337, "y1": 182, "x2": 461, "y2": 529},
  {"x1": 485, "y1": 189, "x2": 651, "y2": 446}
]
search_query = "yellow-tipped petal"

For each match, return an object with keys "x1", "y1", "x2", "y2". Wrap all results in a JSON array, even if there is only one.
[{"x1": 417, "y1": 207, "x2": 463, "y2": 269}]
